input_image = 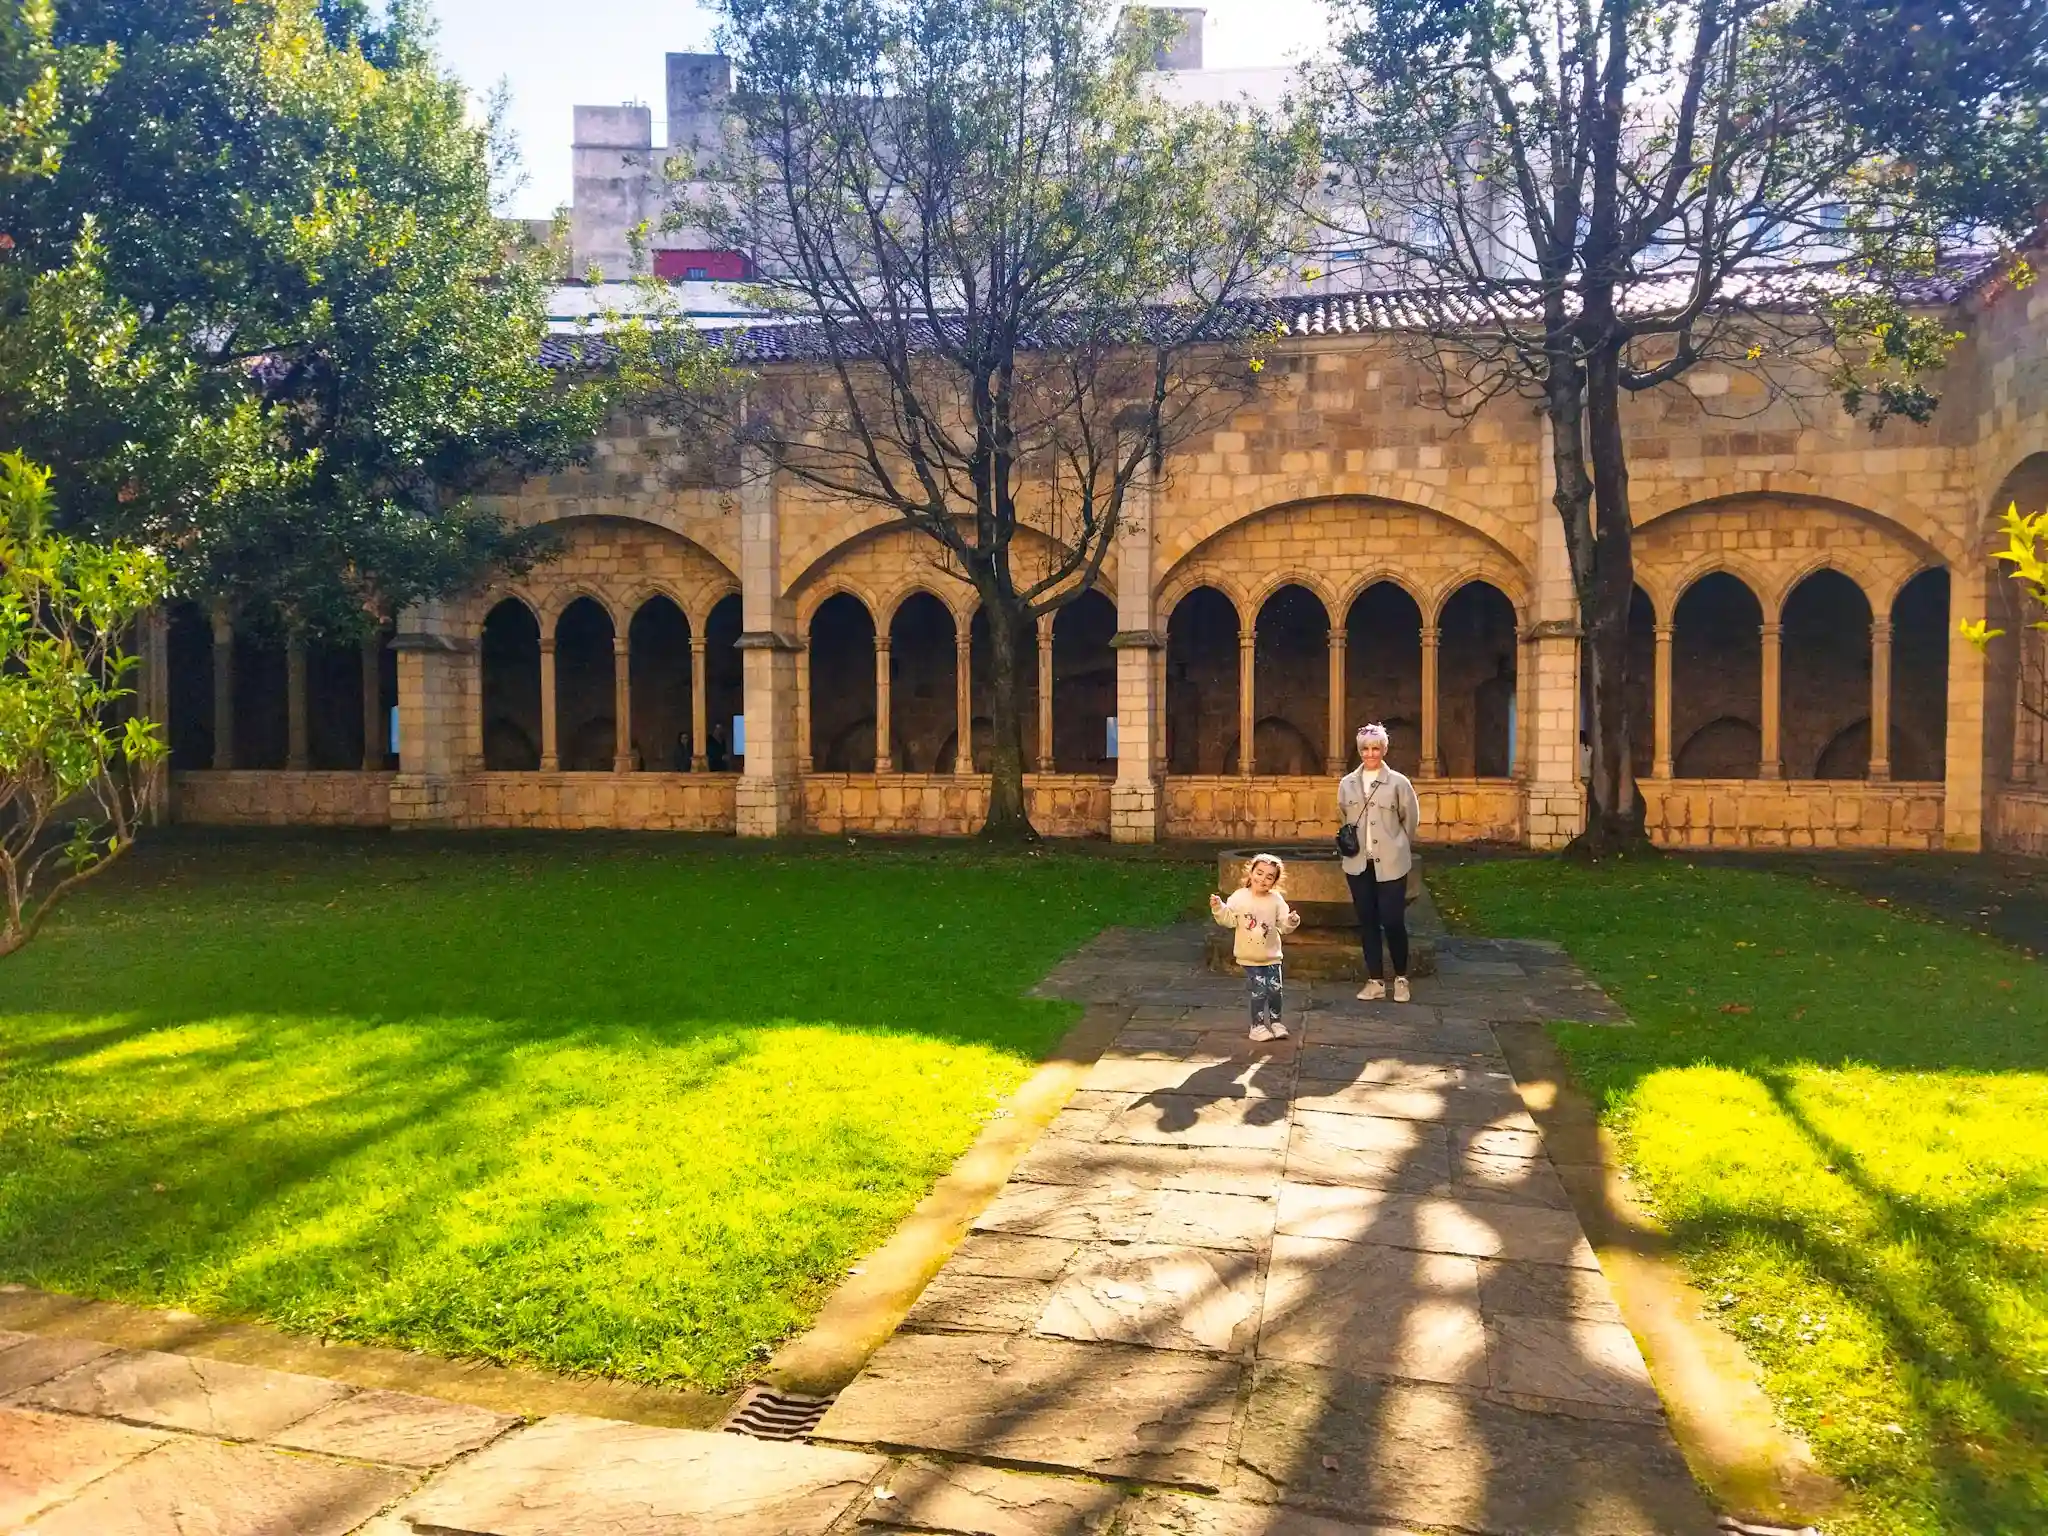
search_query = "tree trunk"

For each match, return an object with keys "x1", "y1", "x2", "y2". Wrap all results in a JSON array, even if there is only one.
[
  {"x1": 1574, "y1": 342, "x2": 1653, "y2": 856},
  {"x1": 980, "y1": 596, "x2": 1038, "y2": 841}
]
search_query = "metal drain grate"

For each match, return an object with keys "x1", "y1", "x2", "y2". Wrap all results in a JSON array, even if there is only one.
[
  {"x1": 1718, "y1": 1519, "x2": 1820, "y2": 1536},
  {"x1": 721, "y1": 1386, "x2": 836, "y2": 1441}
]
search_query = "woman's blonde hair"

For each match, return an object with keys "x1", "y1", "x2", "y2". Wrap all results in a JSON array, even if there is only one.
[{"x1": 1239, "y1": 852, "x2": 1286, "y2": 889}]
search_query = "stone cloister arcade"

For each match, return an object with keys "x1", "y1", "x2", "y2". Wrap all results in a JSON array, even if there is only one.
[{"x1": 152, "y1": 272, "x2": 2048, "y2": 851}]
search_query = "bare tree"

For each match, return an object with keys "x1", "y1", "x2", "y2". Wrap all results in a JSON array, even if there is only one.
[
  {"x1": 672, "y1": 0, "x2": 1314, "y2": 837},
  {"x1": 1312, "y1": 0, "x2": 2044, "y2": 852}
]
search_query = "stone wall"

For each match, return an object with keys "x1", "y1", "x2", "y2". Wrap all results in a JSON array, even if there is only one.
[
  {"x1": 1161, "y1": 776, "x2": 1522, "y2": 844},
  {"x1": 453, "y1": 773, "x2": 739, "y2": 832},
  {"x1": 173, "y1": 771, "x2": 395, "y2": 827},
  {"x1": 1990, "y1": 789, "x2": 2048, "y2": 856},
  {"x1": 1639, "y1": 780, "x2": 1945, "y2": 849},
  {"x1": 801, "y1": 774, "x2": 1113, "y2": 837}
]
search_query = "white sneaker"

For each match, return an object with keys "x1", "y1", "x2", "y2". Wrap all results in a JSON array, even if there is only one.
[
  {"x1": 1357, "y1": 979, "x2": 1386, "y2": 1001},
  {"x1": 1269, "y1": 1020, "x2": 1290, "y2": 1039},
  {"x1": 1249, "y1": 1023, "x2": 1276, "y2": 1042},
  {"x1": 1393, "y1": 977, "x2": 1412, "y2": 1003}
]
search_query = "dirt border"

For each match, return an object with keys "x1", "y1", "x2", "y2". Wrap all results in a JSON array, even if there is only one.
[{"x1": 1493, "y1": 1021, "x2": 1844, "y2": 1530}]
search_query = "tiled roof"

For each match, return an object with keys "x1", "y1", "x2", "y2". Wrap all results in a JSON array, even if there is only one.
[{"x1": 538, "y1": 257, "x2": 1999, "y2": 370}]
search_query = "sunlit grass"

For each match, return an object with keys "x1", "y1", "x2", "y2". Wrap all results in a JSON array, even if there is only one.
[
  {"x1": 1433, "y1": 857, "x2": 2048, "y2": 1536},
  {"x1": 0, "y1": 833, "x2": 1204, "y2": 1391}
]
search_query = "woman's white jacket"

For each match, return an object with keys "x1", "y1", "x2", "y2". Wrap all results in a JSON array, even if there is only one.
[{"x1": 1336, "y1": 764, "x2": 1421, "y2": 880}]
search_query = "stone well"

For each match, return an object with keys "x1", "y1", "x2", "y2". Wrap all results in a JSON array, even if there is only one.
[{"x1": 1207, "y1": 845, "x2": 1437, "y2": 980}]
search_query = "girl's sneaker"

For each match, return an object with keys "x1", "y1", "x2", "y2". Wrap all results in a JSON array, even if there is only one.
[
  {"x1": 1392, "y1": 977, "x2": 1412, "y2": 1003},
  {"x1": 1268, "y1": 1020, "x2": 1290, "y2": 1039},
  {"x1": 1249, "y1": 1023, "x2": 1276, "y2": 1042},
  {"x1": 1357, "y1": 979, "x2": 1386, "y2": 1001}
]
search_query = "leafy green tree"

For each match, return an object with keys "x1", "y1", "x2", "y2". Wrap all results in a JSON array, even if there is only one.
[
  {"x1": 674, "y1": 0, "x2": 1314, "y2": 837},
  {"x1": 1314, "y1": 0, "x2": 2047, "y2": 852},
  {"x1": 0, "y1": 0, "x2": 612, "y2": 639},
  {"x1": 0, "y1": 453, "x2": 167, "y2": 958}
]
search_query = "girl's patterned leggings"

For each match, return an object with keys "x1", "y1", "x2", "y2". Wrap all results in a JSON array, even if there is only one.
[{"x1": 1244, "y1": 963, "x2": 1283, "y2": 1027}]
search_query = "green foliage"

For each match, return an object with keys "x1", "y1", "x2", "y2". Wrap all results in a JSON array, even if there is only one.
[
  {"x1": 1434, "y1": 858, "x2": 2048, "y2": 1536},
  {"x1": 0, "y1": 835, "x2": 1204, "y2": 1388},
  {"x1": 0, "y1": 0, "x2": 614, "y2": 637},
  {"x1": 0, "y1": 452, "x2": 168, "y2": 957}
]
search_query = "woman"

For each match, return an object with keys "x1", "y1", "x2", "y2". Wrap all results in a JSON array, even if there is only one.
[{"x1": 1337, "y1": 723, "x2": 1422, "y2": 1002}]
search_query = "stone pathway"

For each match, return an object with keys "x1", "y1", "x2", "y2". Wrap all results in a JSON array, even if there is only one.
[
  {"x1": 815, "y1": 924, "x2": 1720, "y2": 1535},
  {"x1": 0, "y1": 923, "x2": 1723, "y2": 1536}
]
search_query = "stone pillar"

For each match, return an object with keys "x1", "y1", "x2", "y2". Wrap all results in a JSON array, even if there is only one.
[
  {"x1": 538, "y1": 638, "x2": 560, "y2": 771},
  {"x1": 735, "y1": 447, "x2": 803, "y2": 835},
  {"x1": 1942, "y1": 559, "x2": 1988, "y2": 850},
  {"x1": 362, "y1": 633, "x2": 387, "y2": 770},
  {"x1": 613, "y1": 635, "x2": 633, "y2": 772},
  {"x1": 1868, "y1": 617, "x2": 1892, "y2": 782},
  {"x1": 388, "y1": 600, "x2": 474, "y2": 827},
  {"x1": 1237, "y1": 625, "x2": 1256, "y2": 777},
  {"x1": 1515, "y1": 633, "x2": 1536, "y2": 779},
  {"x1": 795, "y1": 639, "x2": 813, "y2": 774},
  {"x1": 285, "y1": 637, "x2": 310, "y2": 771},
  {"x1": 1759, "y1": 621, "x2": 1783, "y2": 779},
  {"x1": 1110, "y1": 454, "x2": 1164, "y2": 842},
  {"x1": 690, "y1": 636, "x2": 710, "y2": 771},
  {"x1": 1652, "y1": 622, "x2": 1675, "y2": 779},
  {"x1": 1521, "y1": 414, "x2": 1587, "y2": 847},
  {"x1": 1326, "y1": 628, "x2": 1348, "y2": 774},
  {"x1": 210, "y1": 605, "x2": 235, "y2": 770},
  {"x1": 1036, "y1": 616, "x2": 1055, "y2": 773},
  {"x1": 138, "y1": 608, "x2": 171, "y2": 823},
  {"x1": 1419, "y1": 624, "x2": 1442, "y2": 778},
  {"x1": 955, "y1": 623, "x2": 974, "y2": 774},
  {"x1": 874, "y1": 637, "x2": 895, "y2": 772}
]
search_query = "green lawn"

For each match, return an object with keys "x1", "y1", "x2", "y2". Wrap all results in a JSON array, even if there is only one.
[
  {"x1": 0, "y1": 833, "x2": 1203, "y2": 1392},
  {"x1": 1431, "y1": 857, "x2": 2048, "y2": 1536}
]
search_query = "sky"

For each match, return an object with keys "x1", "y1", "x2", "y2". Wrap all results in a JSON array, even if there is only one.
[{"x1": 426, "y1": 0, "x2": 1332, "y2": 219}]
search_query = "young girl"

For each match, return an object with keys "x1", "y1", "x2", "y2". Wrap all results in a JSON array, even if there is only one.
[{"x1": 1209, "y1": 853, "x2": 1302, "y2": 1042}]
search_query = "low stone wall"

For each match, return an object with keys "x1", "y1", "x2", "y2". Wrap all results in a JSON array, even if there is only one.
[
  {"x1": 455, "y1": 772, "x2": 739, "y2": 831},
  {"x1": 1162, "y1": 776, "x2": 1522, "y2": 844},
  {"x1": 171, "y1": 771, "x2": 394, "y2": 827},
  {"x1": 1641, "y1": 779, "x2": 1945, "y2": 849},
  {"x1": 801, "y1": 774, "x2": 1113, "y2": 837},
  {"x1": 1990, "y1": 788, "x2": 2048, "y2": 856}
]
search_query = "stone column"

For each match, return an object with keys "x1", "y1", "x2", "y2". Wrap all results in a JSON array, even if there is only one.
[
  {"x1": 1942, "y1": 559, "x2": 1988, "y2": 849},
  {"x1": 285, "y1": 636, "x2": 310, "y2": 771},
  {"x1": 735, "y1": 446, "x2": 803, "y2": 835},
  {"x1": 1758, "y1": 621, "x2": 1783, "y2": 779},
  {"x1": 138, "y1": 608, "x2": 171, "y2": 823},
  {"x1": 1521, "y1": 414, "x2": 1588, "y2": 847},
  {"x1": 538, "y1": 638, "x2": 560, "y2": 771},
  {"x1": 1036, "y1": 616, "x2": 1055, "y2": 773},
  {"x1": 1110, "y1": 453, "x2": 1164, "y2": 842},
  {"x1": 1652, "y1": 622, "x2": 1675, "y2": 779},
  {"x1": 1325, "y1": 628, "x2": 1348, "y2": 774},
  {"x1": 388, "y1": 599, "x2": 475, "y2": 827},
  {"x1": 210, "y1": 605, "x2": 235, "y2": 770},
  {"x1": 1868, "y1": 617, "x2": 1892, "y2": 782},
  {"x1": 874, "y1": 637, "x2": 895, "y2": 772},
  {"x1": 689, "y1": 636, "x2": 710, "y2": 771},
  {"x1": 361, "y1": 633, "x2": 386, "y2": 770},
  {"x1": 1515, "y1": 632, "x2": 1536, "y2": 779},
  {"x1": 1419, "y1": 624, "x2": 1442, "y2": 778},
  {"x1": 613, "y1": 635, "x2": 633, "y2": 772},
  {"x1": 955, "y1": 623, "x2": 974, "y2": 774},
  {"x1": 1237, "y1": 625, "x2": 1256, "y2": 777},
  {"x1": 795, "y1": 639, "x2": 813, "y2": 774}
]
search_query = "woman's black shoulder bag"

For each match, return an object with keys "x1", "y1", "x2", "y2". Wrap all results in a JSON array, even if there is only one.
[{"x1": 1335, "y1": 776, "x2": 1362, "y2": 858}]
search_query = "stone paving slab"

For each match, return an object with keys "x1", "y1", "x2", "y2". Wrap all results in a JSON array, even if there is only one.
[
  {"x1": 863, "y1": 1459, "x2": 1124, "y2": 1534},
  {"x1": 19, "y1": 1347, "x2": 352, "y2": 1439},
  {"x1": 1039, "y1": 1244, "x2": 1263, "y2": 1355},
  {"x1": 1114, "y1": 1493, "x2": 1421, "y2": 1535},
  {"x1": 19, "y1": 1435, "x2": 412, "y2": 1536},
  {"x1": 818, "y1": 1333, "x2": 1242, "y2": 1488},
  {"x1": 268, "y1": 1387, "x2": 520, "y2": 1467},
  {"x1": 0, "y1": 1336, "x2": 116, "y2": 1399},
  {"x1": 0, "y1": 1406, "x2": 167, "y2": 1529},
  {"x1": 1257, "y1": 1237, "x2": 1485, "y2": 1386},
  {"x1": 1236, "y1": 1363, "x2": 1717, "y2": 1536},
  {"x1": 1011, "y1": 1140, "x2": 1286, "y2": 1199},
  {"x1": 1100, "y1": 1095, "x2": 1293, "y2": 1151},
  {"x1": 907, "y1": 1270, "x2": 1062, "y2": 1333},
  {"x1": 1273, "y1": 1184, "x2": 1600, "y2": 1268},
  {"x1": 391, "y1": 1413, "x2": 885, "y2": 1535}
]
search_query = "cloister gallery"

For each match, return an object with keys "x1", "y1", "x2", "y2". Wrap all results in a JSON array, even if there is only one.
[{"x1": 150, "y1": 276, "x2": 2048, "y2": 852}]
